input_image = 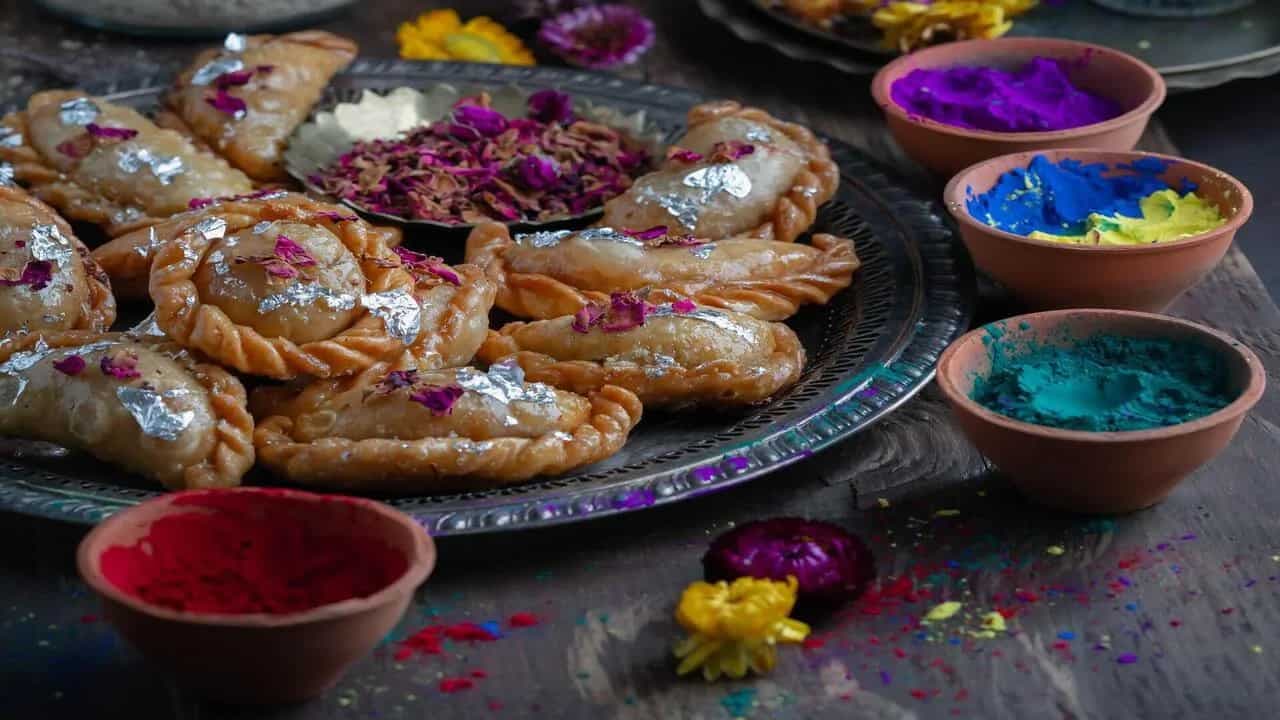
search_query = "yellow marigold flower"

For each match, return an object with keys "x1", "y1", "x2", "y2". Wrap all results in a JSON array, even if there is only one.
[
  {"x1": 397, "y1": 9, "x2": 535, "y2": 65},
  {"x1": 871, "y1": 1, "x2": 1038, "y2": 53},
  {"x1": 673, "y1": 576, "x2": 810, "y2": 681}
]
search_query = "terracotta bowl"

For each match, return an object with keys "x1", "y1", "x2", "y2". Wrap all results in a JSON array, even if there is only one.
[
  {"x1": 871, "y1": 37, "x2": 1166, "y2": 176},
  {"x1": 936, "y1": 309, "x2": 1264, "y2": 514},
  {"x1": 943, "y1": 149, "x2": 1253, "y2": 312},
  {"x1": 76, "y1": 488, "x2": 436, "y2": 705}
]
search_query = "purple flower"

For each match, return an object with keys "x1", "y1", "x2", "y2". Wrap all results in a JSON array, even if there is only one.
[
  {"x1": 452, "y1": 105, "x2": 509, "y2": 138},
  {"x1": 0, "y1": 260, "x2": 53, "y2": 291},
  {"x1": 53, "y1": 355, "x2": 86, "y2": 376},
  {"x1": 539, "y1": 4, "x2": 656, "y2": 70},
  {"x1": 86, "y1": 123, "x2": 138, "y2": 141},
  {"x1": 527, "y1": 89, "x2": 574, "y2": 125},
  {"x1": 206, "y1": 89, "x2": 247, "y2": 118},
  {"x1": 703, "y1": 518, "x2": 876, "y2": 608},
  {"x1": 516, "y1": 155, "x2": 560, "y2": 191},
  {"x1": 409, "y1": 385, "x2": 464, "y2": 416}
]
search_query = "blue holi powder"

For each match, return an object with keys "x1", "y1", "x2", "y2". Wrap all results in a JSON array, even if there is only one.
[{"x1": 965, "y1": 155, "x2": 1197, "y2": 236}]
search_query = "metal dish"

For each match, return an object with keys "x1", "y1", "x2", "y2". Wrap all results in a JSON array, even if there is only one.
[
  {"x1": 284, "y1": 83, "x2": 668, "y2": 231},
  {"x1": 0, "y1": 61, "x2": 975, "y2": 535}
]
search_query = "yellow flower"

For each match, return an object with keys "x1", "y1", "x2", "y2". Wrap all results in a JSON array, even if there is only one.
[
  {"x1": 673, "y1": 576, "x2": 810, "y2": 681},
  {"x1": 871, "y1": 1, "x2": 1038, "y2": 53},
  {"x1": 396, "y1": 9, "x2": 535, "y2": 65}
]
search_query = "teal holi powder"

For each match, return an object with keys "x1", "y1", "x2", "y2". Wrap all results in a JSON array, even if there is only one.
[
  {"x1": 966, "y1": 155, "x2": 1194, "y2": 236},
  {"x1": 971, "y1": 331, "x2": 1235, "y2": 432},
  {"x1": 720, "y1": 688, "x2": 758, "y2": 718}
]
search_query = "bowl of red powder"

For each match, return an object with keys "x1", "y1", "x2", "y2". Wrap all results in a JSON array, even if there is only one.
[
  {"x1": 871, "y1": 37, "x2": 1165, "y2": 176},
  {"x1": 76, "y1": 488, "x2": 436, "y2": 705}
]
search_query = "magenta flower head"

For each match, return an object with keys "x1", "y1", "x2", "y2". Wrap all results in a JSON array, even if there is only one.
[
  {"x1": 703, "y1": 518, "x2": 875, "y2": 609},
  {"x1": 516, "y1": 155, "x2": 560, "y2": 191},
  {"x1": 538, "y1": 4, "x2": 656, "y2": 70},
  {"x1": 527, "y1": 89, "x2": 575, "y2": 125},
  {"x1": 452, "y1": 104, "x2": 509, "y2": 138}
]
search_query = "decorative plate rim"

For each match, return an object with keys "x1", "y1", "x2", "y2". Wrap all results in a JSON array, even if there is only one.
[{"x1": 0, "y1": 60, "x2": 976, "y2": 535}]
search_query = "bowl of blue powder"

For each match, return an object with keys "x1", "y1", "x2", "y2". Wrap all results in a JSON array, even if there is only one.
[{"x1": 937, "y1": 309, "x2": 1264, "y2": 514}]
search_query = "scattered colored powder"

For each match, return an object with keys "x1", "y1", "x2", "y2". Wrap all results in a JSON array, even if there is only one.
[
  {"x1": 965, "y1": 155, "x2": 1196, "y2": 237},
  {"x1": 1029, "y1": 189, "x2": 1225, "y2": 246},
  {"x1": 1057, "y1": 631, "x2": 1076, "y2": 640},
  {"x1": 720, "y1": 688, "x2": 757, "y2": 718},
  {"x1": 980, "y1": 612, "x2": 1006, "y2": 633},
  {"x1": 890, "y1": 57, "x2": 1122, "y2": 133},
  {"x1": 439, "y1": 677, "x2": 475, "y2": 693},
  {"x1": 880, "y1": 670, "x2": 892, "y2": 685},
  {"x1": 508, "y1": 612, "x2": 540, "y2": 628},
  {"x1": 1046, "y1": 546, "x2": 1065, "y2": 556},
  {"x1": 97, "y1": 491, "x2": 408, "y2": 614},
  {"x1": 971, "y1": 330, "x2": 1235, "y2": 432},
  {"x1": 923, "y1": 601, "x2": 963, "y2": 623},
  {"x1": 1252, "y1": 645, "x2": 1264, "y2": 654},
  {"x1": 396, "y1": 621, "x2": 500, "y2": 660},
  {"x1": 1116, "y1": 653, "x2": 1138, "y2": 665}
]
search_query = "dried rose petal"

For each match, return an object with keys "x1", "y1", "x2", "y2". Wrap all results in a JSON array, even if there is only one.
[
  {"x1": 188, "y1": 188, "x2": 285, "y2": 210},
  {"x1": 206, "y1": 89, "x2": 247, "y2": 118},
  {"x1": 377, "y1": 369, "x2": 419, "y2": 393},
  {"x1": 571, "y1": 304, "x2": 604, "y2": 333},
  {"x1": 53, "y1": 355, "x2": 86, "y2": 376},
  {"x1": 86, "y1": 123, "x2": 139, "y2": 141},
  {"x1": 316, "y1": 211, "x2": 357, "y2": 222},
  {"x1": 516, "y1": 155, "x2": 559, "y2": 191},
  {"x1": 672, "y1": 298, "x2": 697, "y2": 314},
  {"x1": 100, "y1": 351, "x2": 142, "y2": 380},
  {"x1": 274, "y1": 235, "x2": 316, "y2": 267},
  {"x1": 621, "y1": 225, "x2": 667, "y2": 241},
  {"x1": 426, "y1": 264, "x2": 461, "y2": 286},
  {"x1": 213, "y1": 69, "x2": 255, "y2": 89},
  {"x1": 666, "y1": 147, "x2": 703, "y2": 164},
  {"x1": 261, "y1": 260, "x2": 298, "y2": 279},
  {"x1": 393, "y1": 247, "x2": 461, "y2": 286},
  {"x1": 600, "y1": 291, "x2": 651, "y2": 332},
  {"x1": 55, "y1": 135, "x2": 94, "y2": 159},
  {"x1": 452, "y1": 105, "x2": 508, "y2": 138},
  {"x1": 703, "y1": 518, "x2": 876, "y2": 608},
  {"x1": 527, "y1": 89, "x2": 574, "y2": 125},
  {"x1": 409, "y1": 385, "x2": 464, "y2": 416},
  {"x1": 710, "y1": 140, "x2": 755, "y2": 162},
  {"x1": 0, "y1": 260, "x2": 53, "y2": 290}
]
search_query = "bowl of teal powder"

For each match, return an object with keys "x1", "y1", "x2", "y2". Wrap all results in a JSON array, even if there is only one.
[
  {"x1": 872, "y1": 37, "x2": 1165, "y2": 175},
  {"x1": 944, "y1": 149, "x2": 1253, "y2": 312},
  {"x1": 937, "y1": 309, "x2": 1264, "y2": 514}
]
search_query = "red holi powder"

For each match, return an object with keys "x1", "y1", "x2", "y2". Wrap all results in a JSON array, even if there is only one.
[
  {"x1": 488, "y1": 700, "x2": 504, "y2": 711},
  {"x1": 396, "y1": 621, "x2": 499, "y2": 659},
  {"x1": 79, "y1": 614, "x2": 98, "y2": 624},
  {"x1": 955, "y1": 689, "x2": 970, "y2": 701},
  {"x1": 802, "y1": 636, "x2": 827, "y2": 650},
  {"x1": 98, "y1": 490, "x2": 408, "y2": 615},
  {"x1": 1221, "y1": 608, "x2": 1234, "y2": 615},
  {"x1": 909, "y1": 689, "x2": 932, "y2": 701},
  {"x1": 1169, "y1": 619, "x2": 1182, "y2": 627},
  {"x1": 445, "y1": 622, "x2": 500, "y2": 643},
  {"x1": 470, "y1": 669, "x2": 488, "y2": 679},
  {"x1": 1014, "y1": 589, "x2": 1039, "y2": 603},
  {"x1": 508, "y1": 612, "x2": 540, "y2": 628},
  {"x1": 893, "y1": 647, "x2": 907, "y2": 659},
  {"x1": 439, "y1": 677, "x2": 475, "y2": 693}
]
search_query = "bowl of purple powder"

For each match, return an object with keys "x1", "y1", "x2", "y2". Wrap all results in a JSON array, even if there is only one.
[
  {"x1": 871, "y1": 37, "x2": 1166, "y2": 176},
  {"x1": 286, "y1": 84, "x2": 665, "y2": 229}
]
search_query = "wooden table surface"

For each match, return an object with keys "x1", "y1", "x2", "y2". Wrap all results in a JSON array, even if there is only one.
[{"x1": 2, "y1": 1, "x2": 1279, "y2": 718}]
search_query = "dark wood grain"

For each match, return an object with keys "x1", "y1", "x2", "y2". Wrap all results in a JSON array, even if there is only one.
[{"x1": 2, "y1": 1, "x2": 1280, "y2": 719}]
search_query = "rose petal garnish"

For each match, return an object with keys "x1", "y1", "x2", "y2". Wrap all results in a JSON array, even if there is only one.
[
  {"x1": 0, "y1": 260, "x2": 53, "y2": 290},
  {"x1": 600, "y1": 291, "x2": 651, "y2": 332},
  {"x1": 85, "y1": 123, "x2": 139, "y2": 141},
  {"x1": 538, "y1": 4, "x2": 656, "y2": 70},
  {"x1": 703, "y1": 518, "x2": 876, "y2": 608},
  {"x1": 53, "y1": 355, "x2": 86, "y2": 376},
  {"x1": 100, "y1": 351, "x2": 142, "y2": 380},
  {"x1": 55, "y1": 135, "x2": 94, "y2": 159},
  {"x1": 393, "y1": 247, "x2": 461, "y2": 286},
  {"x1": 206, "y1": 89, "x2": 247, "y2": 118},
  {"x1": 666, "y1": 146, "x2": 704, "y2": 164},
  {"x1": 452, "y1": 104, "x2": 508, "y2": 138},
  {"x1": 377, "y1": 369, "x2": 419, "y2": 393},
  {"x1": 672, "y1": 298, "x2": 697, "y2": 314},
  {"x1": 527, "y1": 89, "x2": 574, "y2": 125},
  {"x1": 187, "y1": 188, "x2": 287, "y2": 210},
  {"x1": 516, "y1": 155, "x2": 559, "y2": 191},
  {"x1": 709, "y1": 140, "x2": 755, "y2": 162},
  {"x1": 409, "y1": 385, "x2": 464, "y2": 416},
  {"x1": 213, "y1": 69, "x2": 254, "y2": 89},
  {"x1": 316, "y1": 211, "x2": 358, "y2": 222},
  {"x1": 262, "y1": 260, "x2": 298, "y2": 279},
  {"x1": 274, "y1": 235, "x2": 316, "y2": 267},
  {"x1": 571, "y1": 304, "x2": 604, "y2": 333},
  {"x1": 621, "y1": 225, "x2": 667, "y2": 241}
]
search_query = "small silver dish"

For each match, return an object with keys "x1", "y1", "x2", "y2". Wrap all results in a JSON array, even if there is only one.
[{"x1": 283, "y1": 83, "x2": 669, "y2": 231}]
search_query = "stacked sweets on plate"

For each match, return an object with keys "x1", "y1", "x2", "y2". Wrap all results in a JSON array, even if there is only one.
[{"x1": 0, "y1": 30, "x2": 861, "y2": 495}]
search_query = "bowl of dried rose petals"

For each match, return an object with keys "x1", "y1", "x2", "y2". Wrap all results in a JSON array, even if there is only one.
[{"x1": 286, "y1": 84, "x2": 665, "y2": 229}]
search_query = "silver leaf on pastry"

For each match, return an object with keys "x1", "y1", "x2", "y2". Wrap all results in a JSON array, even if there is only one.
[
  {"x1": 689, "y1": 243, "x2": 715, "y2": 259},
  {"x1": 117, "y1": 146, "x2": 185, "y2": 185},
  {"x1": 223, "y1": 33, "x2": 248, "y2": 52},
  {"x1": 682, "y1": 164, "x2": 752, "y2": 200},
  {"x1": 191, "y1": 57, "x2": 245, "y2": 87},
  {"x1": 0, "y1": 162, "x2": 13, "y2": 186},
  {"x1": 128, "y1": 313, "x2": 168, "y2": 338},
  {"x1": 456, "y1": 361, "x2": 557, "y2": 407},
  {"x1": 650, "y1": 304, "x2": 754, "y2": 341},
  {"x1": 191, "y1": 216, "x2": 227, "y2": 242},
  {"x1": 576, "y1": 227, "x2": 645, "y2": 247},
  {"x1": 360, "y1": 290, "x2": 422, "y2": 345},
  {"x1": 257, "y1": 282, "x2": 357, "y2": 314},
  {"x1": 116, "y1": 385, "x2": 195, "y2": 441},
  {"x1": 251, "y1": 221, "x2": 274, "y2": 234},
  {"x1": 745, "y1": 127, "x2": 773, "y2": 143},
  {"x1": 514, "y1": 229, "x2": 571, "y2": 248},
  {"x1": 0, "y1": 126, "x2": 22, "y2": 148},
  {"x1": 28, "y1": 224, "x2": 73, "y2": 266},
  {"x1": 111, "y1": 206, "x2": 144, "y2": 226},
  {"x1": 58, "y1": 98, "x2": 100, "y2": 127}
]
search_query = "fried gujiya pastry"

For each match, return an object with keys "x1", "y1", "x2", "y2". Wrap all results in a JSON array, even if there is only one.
[
  {"x1": 600, "y1": 100, "x2": 839, "y2": 243},
  {"x1": 157, "y1": 31, "x2": 357, "y2": 182},
  {"x1": 0, "y1": 91, "x2": 253, "y2": 236},
  {"x1": 147, "y1": 195, "x2": 420, "y2": 379},
  {"x1": 0, "y1": 186, "x2": 115, "y2": 355},
  {"x1": 93, "y1": 191, "x2": 401, "y2": 300},
  {"x1": 478, "y1": 294, "x2": 805, "y2": 409},
  {"x1": 391, "y1": 249, "x2": 497, "y2": 370},
  {"x1": 465, "y1": 222, "x2": 858, "y2": 322},
  {"x1": 253, "y1": 357, "x2": 643, "y2": 492},
  {"x1": 0, "y1": 332, "x2": 254, "y2": 490}
]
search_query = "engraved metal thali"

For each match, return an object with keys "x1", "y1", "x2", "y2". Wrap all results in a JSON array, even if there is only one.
[{"x1": 0, "y1": 61, "x2": 975, "y2": 535}]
